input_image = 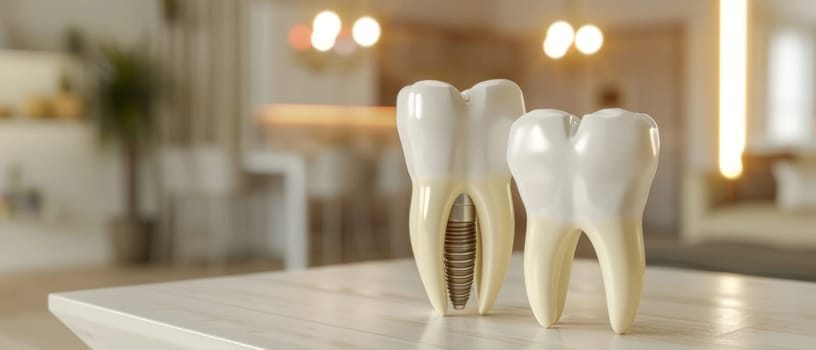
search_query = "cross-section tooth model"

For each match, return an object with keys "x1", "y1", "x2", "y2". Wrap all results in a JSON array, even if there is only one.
[
  {"x1": 507, "y1": 108, "x2": 660, "y2": 334},
  {"x1": 396, "y1": 80, "x2": 524, "y2": 315}
]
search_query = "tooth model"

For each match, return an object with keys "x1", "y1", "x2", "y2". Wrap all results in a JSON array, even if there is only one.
[
  {"x1": 396, "y1": 80, "x2": 524, "y2": 315},
  {"x1": 507, "y1": 108, "x2": 659, "y2": 334}
]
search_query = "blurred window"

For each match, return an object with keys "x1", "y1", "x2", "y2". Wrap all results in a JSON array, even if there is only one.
[{"x1": 767, "y1": 27, "x2": 814, "y2": 144}]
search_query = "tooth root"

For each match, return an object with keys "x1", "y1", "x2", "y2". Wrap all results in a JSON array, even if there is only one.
[
  {"x1": 409, "y1": 181, "x2": 457, "y2": 315},
  {"x1": 582, "y1": 221, "x2": 645, "y2": 334},
  {"x1": 554, "y1": 231, "x2": 581, "y2": 321},
  {"x1": 524, "y1": 218, "x2": 580, "y2": 327},
  {"x1": 469, "y1": 178, "x2": 515, "y2": 315}
]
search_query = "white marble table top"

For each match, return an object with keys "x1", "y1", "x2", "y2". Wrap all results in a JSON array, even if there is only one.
[{"x1": 50, "y1": 254, "x2": 816, "y2": 349}]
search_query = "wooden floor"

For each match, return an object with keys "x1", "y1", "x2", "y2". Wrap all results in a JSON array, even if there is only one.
[{"x1": 0, "y1": 260, "x2": 282, "y2": 350}]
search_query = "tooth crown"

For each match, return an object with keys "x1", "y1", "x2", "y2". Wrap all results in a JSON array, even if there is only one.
[
  {"x1": 397, "y1": 80, "x2": 525, "y2": 180},
  {"x1": 508, "y1": 108, "x2": 659, "y2": 334},
  {"x1": 507, "y1": 108, "x2": 660, "y2": 222},
  {"x1": 396, "y1": 80, "x2": 523, "y2": 316}
]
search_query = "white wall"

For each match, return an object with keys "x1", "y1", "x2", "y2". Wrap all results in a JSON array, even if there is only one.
[
  {"x1": 0, "y1": 120, "x2": 121, "y2": 225},
  {"x1": 0, "y1": 0, "x2": 161, "y2": 51},
  {"x1": 0, "y1": 50, "x2": 81, "y2": 106},
  {"x1": 0, "y1": 50, "x2": 123, "y2": 225}
]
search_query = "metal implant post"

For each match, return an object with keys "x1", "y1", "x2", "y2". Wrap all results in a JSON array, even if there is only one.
[{"x1": 444, "y1": 194, "x2": 477, "y2": 310}]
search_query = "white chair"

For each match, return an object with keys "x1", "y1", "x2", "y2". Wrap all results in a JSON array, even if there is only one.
[
  {"x1": 307, "y1": 148, "x2": 370, "y2": 264},
  {"x1": 162, "y1": 145, "x2": 248, "y2": 264}
]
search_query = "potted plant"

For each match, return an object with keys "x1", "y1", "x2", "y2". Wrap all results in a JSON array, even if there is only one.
[{"x1": 92, "y1": 45, "x2": 159, "y2": 263}]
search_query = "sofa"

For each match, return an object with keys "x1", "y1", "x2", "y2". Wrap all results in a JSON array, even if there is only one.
[{"x1": 681, "y1": 156, "x2": 816, "y2": 249}]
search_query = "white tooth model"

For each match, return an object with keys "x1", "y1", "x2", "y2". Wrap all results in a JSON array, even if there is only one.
[
  {"x1": 396, "y1": 80, "x2": 524, "y2": 315},
  {"x1": 507, "y1": 108, "x2": 660, "y2": 334}
]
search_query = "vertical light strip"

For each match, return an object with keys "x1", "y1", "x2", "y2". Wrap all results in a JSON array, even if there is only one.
[{"x1": 719, "y1": 0, "x2": 748, "y2": 179}]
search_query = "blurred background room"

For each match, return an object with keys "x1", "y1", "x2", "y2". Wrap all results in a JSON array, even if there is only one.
[{"x1": 0, "y1": 0, "x2": 814, "y2": 348}]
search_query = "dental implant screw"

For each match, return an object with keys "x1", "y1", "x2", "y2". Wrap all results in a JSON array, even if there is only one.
[{"x1": 445, "y1": 194, "x2": 477, "y2": 310}]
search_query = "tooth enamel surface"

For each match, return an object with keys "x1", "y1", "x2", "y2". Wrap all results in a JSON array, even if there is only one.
[
  {"x1": 507, "y1": 108, "x2": 659, "y2": 334},
  {"x1": 397, "y1": 80, "x2": 524, "y2": 315}
]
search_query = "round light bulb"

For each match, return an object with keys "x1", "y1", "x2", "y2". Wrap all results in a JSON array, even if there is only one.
[
  {"x1": 352, "y1": 16, "x2": 381, "y2": 47},
  {"x1": 311, "y1": 30, "x2": 336, "y2": 52},
  {"x1": 575, "y1": 24, "x2": 603, "y2": 55},
  {"x1": 543, "y1": 36, "x2": 569, "y2": 59},
  {"x1": 543, "y1": 21, "x2": 574, "y2": 59},
  {"x1": 313, "y1": 10, "x2": 342, "y2": 38}
]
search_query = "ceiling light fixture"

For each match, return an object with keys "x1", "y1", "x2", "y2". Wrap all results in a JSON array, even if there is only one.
[
  {"x1": 352, "y1": 16, "x2": 381, "y2": 47},
  {"x1": 297, "y1": 11, "x2": 381, "y2": 54},
  {"x1": 310, "y1": 30, "x2": 336, "y2": 52},
  {"x1": 542, "y1": 20, "x2": 603, "y2": 59},
  {"x1": 313, "y1": 10, "x2": 342, "y2": 39},
  {"x1": 543, "y1": 21, "x2": 574, "y2": 59},
  {"x1": 575, "y1": 24, "x2": 603, "y2": 55}
]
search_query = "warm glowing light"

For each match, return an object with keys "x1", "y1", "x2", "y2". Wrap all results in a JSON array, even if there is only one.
[
  {"x1": 311, "y1": 30, "x2": 336, "y2": 52},
  {"x1": 543, "y1": 21, "x2": 574, "y2": 59},
  {"x1": 719, "y1": 0, "x2": 747, "y2": 179},
  {"x1": 717, "y1": 275, "x2": 743, "y2": 295},
  {"x1": 288, "y1": 24, "x2": 311, "y2": 51},
  {"x1": 257, "y1": 104, "x2": 397, "y2": 129},
  {"x1": 543, "y1": 37, "x2": 568, "y2": 59},
  {"x1": 352, "y1": 16, "x2": 381, "y2": 47},
  {"x1": 548, "y1": 21, "x2": 575, "y2": 43},
  {"x1": 313, "y1": 10, "x2": 341, "y2": 38},
  {"x1": 575, "y1": 25, "x2": 603, "y2": 55}
]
